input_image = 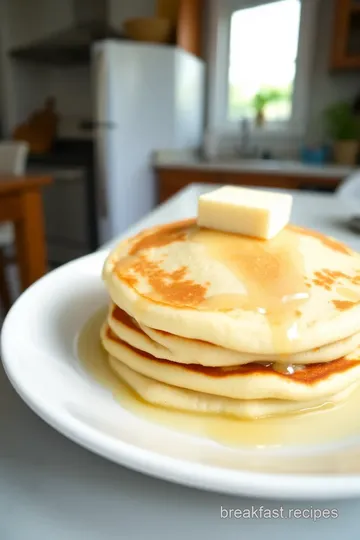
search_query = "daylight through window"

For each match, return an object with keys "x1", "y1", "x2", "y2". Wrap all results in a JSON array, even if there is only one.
[{"x1": 228, "y1": 0, "x2": 301, "y2": 124}]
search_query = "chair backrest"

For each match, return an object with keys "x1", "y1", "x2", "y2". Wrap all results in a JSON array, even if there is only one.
[
  {"x1": 0, "y1": 141, "x2": 29, "y2": 175},
  {"x1": 335, "y1": 171, "x2": 360, "y2": 212}
]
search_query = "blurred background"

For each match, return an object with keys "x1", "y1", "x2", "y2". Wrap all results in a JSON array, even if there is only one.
[{"x1": 0, "y1": 0, "x2": 358, "y2": 289}]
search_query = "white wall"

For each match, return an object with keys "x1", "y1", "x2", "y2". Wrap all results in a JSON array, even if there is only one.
[
  {"x1": 0, "y1": 0, "x2": 73, "y2": 133},
  {"x1": 12, "y1": 64, "x2": 50, "y2": 126},
  {"x1": 0, "y1": 0, "x2": 157, "y2": 137},
  {"x1": 7, "y1": 64, "x2": 93, "y2": 139},
  {"x1": 50, "y1": 67, "x2": 93, "y2": 138},
  {"x1": 0, "y1": 0, "x2": 9, "y2": 134},
  {"x1": 306, "y1": 0, "x2": 360, "y2": 142},
  {"x1": 7, "y1": 0, "x2": 73, "y2": 49}
]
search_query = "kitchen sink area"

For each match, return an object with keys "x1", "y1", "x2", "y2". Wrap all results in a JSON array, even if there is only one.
[
  {"x1": 154, "y1": 150, "x2": 357, "y2": 178},
  {"x1": 153, "y1": 149, "x2": 359, "y2": 203},
  {"x1": 195, "y1": 157, "x2": 356, "y2": 178}
]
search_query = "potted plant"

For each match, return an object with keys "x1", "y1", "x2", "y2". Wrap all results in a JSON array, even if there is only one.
[
  {"x1": 251, "y1": 88, "x2": 286, "y2": 127},
  {"x1": 324, "y1": 101, "x2": 360, "y2": 165}
]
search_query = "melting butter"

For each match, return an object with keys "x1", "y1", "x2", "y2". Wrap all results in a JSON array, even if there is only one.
[
  {"x1": 77, "y1": 309, "x2": 360, "y2": 449},
  {"x1": 191, "y1": 227, "x2": 310, "y2": 355}
]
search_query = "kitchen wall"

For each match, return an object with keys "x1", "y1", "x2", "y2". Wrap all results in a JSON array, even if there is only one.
[
  {"x1": 0, "y1": 0, "x2": 16, "y2": 134},
  {"x1": 3, "y1": 0, "x2": 357, "y2": 144},
  {"x1": 0, "y1": 0, "x2": 7, "y2": 132},
  {"x1": 109, "y1": 0, "x2": 156, "y2": 25},
  {"x1": 0, "y1": 0, "x2": 73, "y2": 133},
  {"x1": 0, "y1": 0, "x2": 157, "y2": 137},
  {"x1": 15, "y1": 65, "x2": 95, "y2": 139},
  {"x1": 7, "y1": 0, "x2": 73, "y2": 49},
  {"x1": 306, "y1": 0, "x2": 360, "y2": 142}
]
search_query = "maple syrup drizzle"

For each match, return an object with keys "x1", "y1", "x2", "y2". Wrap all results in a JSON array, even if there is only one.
[{"x1": 191, "y1": 227, "x2": 310, "y2": 355}]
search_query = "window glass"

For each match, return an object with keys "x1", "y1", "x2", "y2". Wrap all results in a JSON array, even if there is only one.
[{"x1": 228, "y1": 0, "x2": 301, "y2": 123}]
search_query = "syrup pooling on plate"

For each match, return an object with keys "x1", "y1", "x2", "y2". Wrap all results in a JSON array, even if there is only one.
[
  {"x1": 190, "y1": 226, "x2": 310, "y2": 355},
  {"x1": 77, "y1": 309, "x2": 360, "y2": 448}
]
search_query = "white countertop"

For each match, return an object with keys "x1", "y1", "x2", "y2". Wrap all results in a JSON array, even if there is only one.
[
  {"x1": 2, "y1": 184, "x2": 360, "y2": 540},
  {"x1": 153, "y1": 152, "x2": 356, "y2": 179}
]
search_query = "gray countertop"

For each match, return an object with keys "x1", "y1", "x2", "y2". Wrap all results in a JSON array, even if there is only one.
[
  {"x1": 153, "y1": 151, "x2": 356, "y2": 179},
  {"x1": 2, "y1": 183, "x2": 360, "y2": 540}
]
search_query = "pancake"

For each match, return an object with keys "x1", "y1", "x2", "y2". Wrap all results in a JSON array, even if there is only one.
[
  {"x1": 108, "y1": 302, "x2": 360, "y2": 366},
  {"x1": 108, "y1": 356, "x2": 357, "y2": 419},
  {"x1": 101, "y1": 322, "x2": 360, "y2": 401},
  {"x1": 102, "y1": 219, "x2": 360, "y2": 356}
]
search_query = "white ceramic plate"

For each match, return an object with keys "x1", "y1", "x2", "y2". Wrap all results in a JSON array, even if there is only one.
[{"x1": 3, "y1": 250, "x2": 360, "y2": 501}]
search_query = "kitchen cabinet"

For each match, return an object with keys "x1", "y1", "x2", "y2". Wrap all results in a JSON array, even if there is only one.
[
  {"x1": 176, "y1": 0, "x2": 204, "y2": 58},
  {"x1": 330, "y1": 0, "x2": 360, "y2": 69},
  {"x1": 156, "y1": 0, "x2": 204, "y2": 57},
  {"x1": 156, "y1": 168, "x2": 344, "y2": 203}
]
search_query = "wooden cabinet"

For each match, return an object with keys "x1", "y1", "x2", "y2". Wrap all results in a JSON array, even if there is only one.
[
  {"x1": 155, "y1": 0, "x2": 204, "y2": 57},
  {"x1": 156, "y1": 168, "x2": 343, "y2": 203},
  {"x1": 176, "y1": 0, "x2": 204, "y2": 58},
  {"x1": 331, "y1": 0, "x2": 360, "y2": 69}
]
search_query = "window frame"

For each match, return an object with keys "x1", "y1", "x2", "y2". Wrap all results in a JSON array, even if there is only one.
[{"x1": 206, "y1": 0, "x2": 320, "y2": 140}]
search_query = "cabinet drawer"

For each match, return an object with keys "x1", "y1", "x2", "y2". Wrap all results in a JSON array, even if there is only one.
[{"x1": 156, "y1": 167, "x2": 342, "y2": 203}]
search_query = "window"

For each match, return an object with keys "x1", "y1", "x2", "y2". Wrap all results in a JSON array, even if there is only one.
[
  {"x1": 207, "y1": 0, "x2": 319, "y2": 138},
  {"x1": 228, "y1": 0, "x2": 301, "y2": 122}
]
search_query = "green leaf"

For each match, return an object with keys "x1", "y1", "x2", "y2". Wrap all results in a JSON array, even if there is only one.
[
  {"x1": 251, "y1": 86, "x2": 292, "y2": 113},
  {"x1": 323, "y1": 101, "x2": 360, "y2": 141}
]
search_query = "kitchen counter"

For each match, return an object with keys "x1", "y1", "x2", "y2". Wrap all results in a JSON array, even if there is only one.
[
  {"x1": 153, "y1": 151, "x2": 356, "y2": 178},
  {"x1": 154, "y1": 151, "x2": 357, "y2": 203}
]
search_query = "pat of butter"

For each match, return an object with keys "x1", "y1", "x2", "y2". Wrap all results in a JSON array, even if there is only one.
[{"x1": 197, "y1": 186, "x2": 293, "y2": 239}]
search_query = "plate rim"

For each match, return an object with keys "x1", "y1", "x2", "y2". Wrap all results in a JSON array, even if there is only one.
[{"x1": 2, "y1": 251, "x2": 360, "y2": 501}]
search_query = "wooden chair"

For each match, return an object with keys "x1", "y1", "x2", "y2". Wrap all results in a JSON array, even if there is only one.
[{"x1": 0, "y1": 141, "x2": 29, "y2": 314}]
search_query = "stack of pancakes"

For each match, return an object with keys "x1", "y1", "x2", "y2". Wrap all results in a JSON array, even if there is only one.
[{"x1": 101, "y1": 218, "x2": 360, "y2": 419}]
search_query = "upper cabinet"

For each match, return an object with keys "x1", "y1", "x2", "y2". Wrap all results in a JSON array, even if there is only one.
[
  {"x1": 330, "y1": 0, "x2": 360, "y2": 69},
  {"x1": 155, "y1": 0, "x2": 204, "y2": 57}
]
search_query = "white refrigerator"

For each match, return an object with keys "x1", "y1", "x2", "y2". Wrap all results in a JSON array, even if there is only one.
[{"x1": 92, "y1": 40, "x2": 205, "y2": 245}]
